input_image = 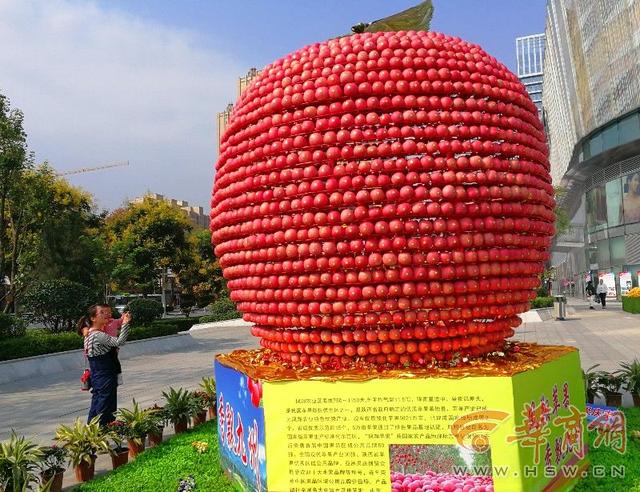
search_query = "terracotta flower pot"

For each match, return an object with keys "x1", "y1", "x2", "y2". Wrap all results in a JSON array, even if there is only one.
[
  {"x1": 207, "y1": 406, "x2": 216, "y2": 421},
  {"x1": 111, "y1": 448, "x2": 129, "y2": 469},
  {"x1": 41, "y1": 471, "x2": 64, "y2": 492},
  {"x1": 148, "y1": 429, "x2": 163, "y2": 447},
  {"x1": 74, "y1": 455, "x2": 96, "y2": 482},
  {"x1": 605, "y1": 391, "x2": 622, "y2": 407},
  {"x1": 192, "y1": 410, "x2": 207, "y2": 427},
  {"x1": 127, "y1": 439, "x2": 146, "y2": 459},
  {"x1": 173, "y1": 418, "x2": 188, "y2": 434},
  {"x1": 633, "y1": 393, "x2": 640, "y2": 407}
]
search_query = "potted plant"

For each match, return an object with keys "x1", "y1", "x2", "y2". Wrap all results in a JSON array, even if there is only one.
[
  {"x1": 116, "y1": 400, "x2": 158, "y2": 459},
  {"x1": 0, "y1": 432, "x2": 43, "y2": 492},
  {"x1": 106, "y1": 421, "x2": 129, "y2": 469},
  {"x1": 599, "y1": 371, "x2": 625, "y2": 407},
  {"x1": 36, "y1": 445, "x2": 67, "y2": 492},
  {"x1": 583, "y1": 364, "x2": 605, "y2": 404},
  {"x1": 190, "y1": 391, "x2": 208, "y2": 427},
  {"x1": 54, "y1": 417, "x2": 111, "y2": 482},
  {"x1": 619, "y1": 359, "x2": 640, "y2": 406},
  {"x1": 199, "y1": 377, "x2": 217, "y2": 420},
  {"x1": 162, "y1": 387, "x2": 192, "y2": 434},
  {"x1": 145, "y1": 404, "x2": 166, "y2": 447}
]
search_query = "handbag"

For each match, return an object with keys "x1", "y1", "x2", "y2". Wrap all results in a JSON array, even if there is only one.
[
  {"x1": 80, "y1": 368, "x2": 91, "y2": 391},
  {"x1": 80, "y1": 347, "x2": 91, "y2": 391}
]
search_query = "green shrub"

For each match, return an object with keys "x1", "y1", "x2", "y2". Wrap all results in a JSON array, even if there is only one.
[
  {"x1": 0, "y1": 330, "x2": 83, "y2": 361},
  {"x1": 0, "y1": 313, "x2": 26, "y2": 338},
  {"x1": 127, "y1": 298, "x2": 164, "y2": 326},
  {"x1": 206, "y1": 295, "x2": 240, "y2": 322},
  {"x1": 128, "y1": 323, "x2": 180, "y2": 341},
  {"x1": 536, "y1": 285, "x2": 550, "y2": 298},
  {"x1": 22, "y1": 279, "x2": 95, "y2": 332},
  {"x1": 531, "y1": 296, "x2": 554, "y2": 309}
]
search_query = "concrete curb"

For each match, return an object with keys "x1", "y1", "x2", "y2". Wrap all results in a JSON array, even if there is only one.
[
  {"x1": 0, "y1": 331, "x2": 197, "y2": 385},
  {"x1": 189, "y1": 318, "x2": 251, "y2": 330}
]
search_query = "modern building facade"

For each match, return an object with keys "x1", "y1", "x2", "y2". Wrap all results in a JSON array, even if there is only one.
[
  {"x1": 516, "y1": 33, "x2": 545, "y2": 116},
  {"x1": 544, "y1": 0, "x2": 640, "y2": 297}
]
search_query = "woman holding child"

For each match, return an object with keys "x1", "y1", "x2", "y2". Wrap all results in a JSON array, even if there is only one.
[{"x1": 77, "y1": 304, "x2": 131, "y2": 427}]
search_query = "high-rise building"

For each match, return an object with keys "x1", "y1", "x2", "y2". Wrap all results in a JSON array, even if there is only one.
[
  {"x1": 516, "y1": 33, "x2": 545, "y2": 116},
  {"x1": 217, "y1": 68, "x2": 262, "y2": 150},
  {"x1": 543, "y1": 0, "x2": 640, "y2": 297}
]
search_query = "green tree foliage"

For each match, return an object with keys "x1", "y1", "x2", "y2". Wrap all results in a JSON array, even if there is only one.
[
  {"x1": 553, "y1": 186, "x2": 571, "y2": 237},
  {"x1": 105, "y1": 198, "x2": 192, "y2": 294},
  {"x1": 0, "y1": 93, "x2": 28, "y2": 311},
  {"x1": 177, "y1": 229, "x2": 225, "y2": 309},
  {"x1": 22, "y1": 279, "x2": 95, "y2": 332},
  {"x1": 6, "y1": 164, "x2": 108, "y2": 308},
  {"x1": 126, "y1": 298, "x2": 164, "y2": 326}
]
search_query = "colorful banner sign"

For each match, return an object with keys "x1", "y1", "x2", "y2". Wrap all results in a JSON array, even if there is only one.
[
  {"x1": 217, "y1": 348, "x2": 589, "y2": 492},
  {"x1": 599, "y1": 272, "x2": 617, "y2": 298},
  {"x1": 620, "y1": 272, "x2": 632, "y2": 296},
  {"x1": 214, "y1": 360, "x2": 267, "y2": 491}
]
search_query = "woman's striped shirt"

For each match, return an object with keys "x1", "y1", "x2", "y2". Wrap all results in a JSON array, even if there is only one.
[{"x1": 84, "y1": 323, "x2": 131, "y2": 357}]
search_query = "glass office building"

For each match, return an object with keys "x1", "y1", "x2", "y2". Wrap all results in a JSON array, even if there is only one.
[
  {"x1": 544, "y1": 0, "x2": 640, "y2": 297},
  {"x1": 516, "y1": 34, "x2": 545, "y2": 116}
]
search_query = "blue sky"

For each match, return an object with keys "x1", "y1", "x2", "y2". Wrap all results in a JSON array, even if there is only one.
[
  {"x1": 99, "y1": 0, "x2": 546, "y2": 73},
  {"x1": 0, "y1": 0, "x2": 546, "y2": 211}
]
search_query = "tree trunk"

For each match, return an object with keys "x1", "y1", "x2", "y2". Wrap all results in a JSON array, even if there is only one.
[
  {"x1": 8, "y1": 226, "x2": 19, "y2": 313},
  {"x1": 0, "y1": 189, "x2": 7, "y2": 312}
]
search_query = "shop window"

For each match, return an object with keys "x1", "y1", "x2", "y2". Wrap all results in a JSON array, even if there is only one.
[
  {"x1": 610, "y1": 236, "x2": 626, "y2": 266},
  {"x1": 602, "y1": 124, "x2": 618, "y2": 151},
  {"x1": 619, "y1": 113, "x2": 640, "y2": 144}
]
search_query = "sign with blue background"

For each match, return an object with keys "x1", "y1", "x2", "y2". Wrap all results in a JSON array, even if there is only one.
[{"x1": 214, "y1": 360, "x2": 267, "y2": 491}]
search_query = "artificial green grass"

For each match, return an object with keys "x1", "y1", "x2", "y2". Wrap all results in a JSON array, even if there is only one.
[
  {"x1": 74, "y1": 421, "x2": 234, "y2": 492},
  {"x1": 575, "y1": 407, "x2": 640, "y2": 491}
]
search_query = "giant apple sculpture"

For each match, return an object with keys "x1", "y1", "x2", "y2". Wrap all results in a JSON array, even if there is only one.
[{"x1": 211, "y1": 30, "x2": 554, "y2": 368}]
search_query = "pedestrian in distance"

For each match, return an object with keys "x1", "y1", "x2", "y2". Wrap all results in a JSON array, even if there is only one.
[
  {"x1": 585, "y1": 280, "x2": 597, "y2": 310},
  {"x1": 596, "y1": 279, "x2": 608, "y2": 309},
  {"x1": 77, "y1": 305, "x2": 132, "y2": 427}
]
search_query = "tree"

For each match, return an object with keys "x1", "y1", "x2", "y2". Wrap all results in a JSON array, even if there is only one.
[
  {"x1": 5, "y1": 164, "x2": 108, "y2": 310},
  {"x1": 553, "y1": 186, "x2": 571, "y2": 237},
  {"x1": 0, "y1": 93, "x2": 28, "y2": 310},
  {"x1": 105, "y1": 198, "x2": 193, "y2": 294},
  {"x1": 22, "y1": 279, "x2": 95, "y2": 332},
  {"x1": 177, "y1": 229, "x2": 225, "y2": 309}
]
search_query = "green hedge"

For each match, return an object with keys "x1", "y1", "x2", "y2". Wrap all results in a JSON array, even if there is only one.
[
  {"x1": 0, "y1": 315, "x2": 229, "y2": 361},
  {"x1": 622, "y1": 296, "x2": 640, "y2": 314},
  {"x1": 0, "y1": 330, "x2": 83, "y2": 361},
  {"x1": 530, "y1": 296, "x2": 554, "y2": 309}
]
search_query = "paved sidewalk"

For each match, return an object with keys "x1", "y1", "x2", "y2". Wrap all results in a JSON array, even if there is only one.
[{"x1": 513, "y1": 296, "x2": 639, "y2": 373}]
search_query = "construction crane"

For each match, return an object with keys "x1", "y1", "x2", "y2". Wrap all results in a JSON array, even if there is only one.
[{"x1": 59, "y1": 161, "x2": 130, "y2": 176}]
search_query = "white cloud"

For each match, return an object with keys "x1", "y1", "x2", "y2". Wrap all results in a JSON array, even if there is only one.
[{"x1": 0, "y1": 0, "x2": 242, "y2": 210}]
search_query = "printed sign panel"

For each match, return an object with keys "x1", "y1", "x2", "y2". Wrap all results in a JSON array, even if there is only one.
[{"x1": 214, "y1": 360, "x2": 267, "y2": 492}]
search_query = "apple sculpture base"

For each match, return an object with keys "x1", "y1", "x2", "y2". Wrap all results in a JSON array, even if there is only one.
[{"x1": 214, "y1": 344, "x2": 587, "y2": 492}]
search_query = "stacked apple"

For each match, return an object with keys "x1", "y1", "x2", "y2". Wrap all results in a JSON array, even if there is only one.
[
  {"x1": 211, "y1": 30, "x2": 554, "y2": 368},
  {"x1": 391, "y1": 471, "x2": 493, "y2": 492}
]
